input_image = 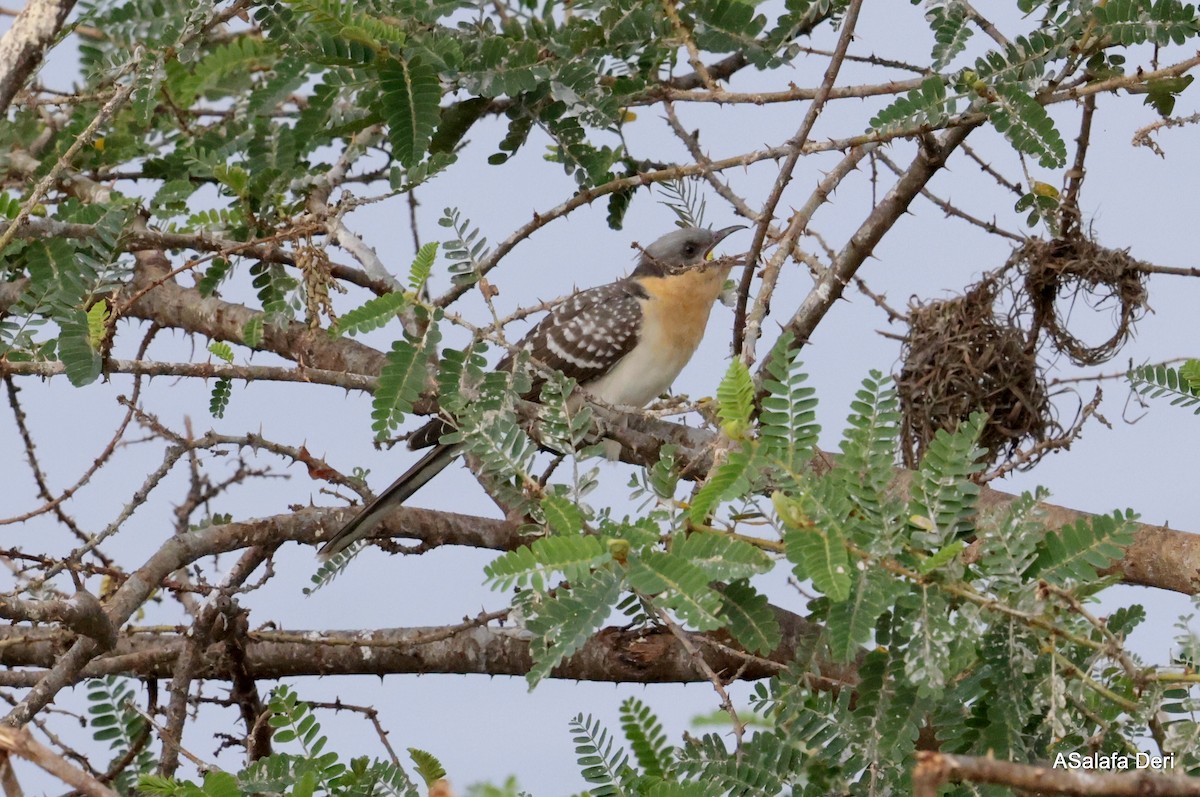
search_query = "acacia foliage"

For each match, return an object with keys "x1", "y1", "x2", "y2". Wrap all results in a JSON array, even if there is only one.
[{"x1": 3, "y1": 1, "x2": 1200, "y2": 795}]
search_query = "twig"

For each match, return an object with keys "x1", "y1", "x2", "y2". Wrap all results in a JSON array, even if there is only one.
[
  {"x1": 654, "y1": 608, "x2": 746, "y2": 754},
  {"x1": 660, "y1": 0, "x2": 714, "y2": 90},
  {"x1": 734, "y1": 0, "x2": 865, "y2": 360},
  {"x1": 1060, "y1": 93, "x2": 1096, "y2": 238},
  {"x1": 873, "y1": 148, "x2": 1024, "y2": 241},
  {"x1": 1132, "y1": 111, "x2": 1200, "y2": 155},
  {"x1": 0, "y1": 726, "x2": 119, "y2": 797},
  {"x1": 0, "y1": 60, "x2": 136, "y2": 253}
]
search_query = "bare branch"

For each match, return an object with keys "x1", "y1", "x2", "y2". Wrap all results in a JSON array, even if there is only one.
[
  {"x1": 912, "y1": 751, "x2": 1198, "y2": 797},
  {"x1": 0, "y1": 0, "x2": 77, "y2": 114},
  {"x1": 0, "y1": 726, "x2": 119, "y2": 797}
]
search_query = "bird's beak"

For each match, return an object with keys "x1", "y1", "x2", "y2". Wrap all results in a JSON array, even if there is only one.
[{"x1": 705, "y1": 224, "x2": 748, "y2": 260}]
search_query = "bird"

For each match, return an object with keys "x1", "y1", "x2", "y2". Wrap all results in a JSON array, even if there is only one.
[{"x1": 318, "y1": 224, "x2": 746, "y2": 560}]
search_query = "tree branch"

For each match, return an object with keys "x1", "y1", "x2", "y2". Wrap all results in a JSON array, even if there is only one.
[
  {"x1": 912, "y1": 751, "x2": 1198, "y2": 797},
  {"x1": 0, "y1": 0, "x2": 76, "y2": 114}
]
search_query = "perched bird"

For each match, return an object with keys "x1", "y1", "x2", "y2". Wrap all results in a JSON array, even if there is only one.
[{"x1": 318, "y1": 224, "x2": 745, "y2": 560}]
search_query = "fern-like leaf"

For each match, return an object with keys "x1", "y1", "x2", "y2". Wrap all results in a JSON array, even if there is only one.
[
  {"x1": 759, "y1": 333, "x2": 819, "y2": 476},
  {"x1": 625, "y1": 552, "x2": 723, "y2": 630},
  {"x1": 1129, "y1": 360, "x2": 1200, "y2": 413},
  {"x1": 408, "y1": 241, "x2": 438, "y2": 293},
  {"x1": 719, "y1": 580, "x2": 781, "y2": 655},
  {"x1": 1093, "y1": 0, "x2": 1200, "y2": 47},
  {"x1": 619, "y1": 697, "x2": 672, "y2": 779},
  {"x1": 526, "y1": 566, "x2": 623, "y2": 686},
  {"x1": 677, "y1": 731, "x2": 795, "y2": 797},
  {"x1": 332, "y1": 292, "x2": 410, "y2": 337},
  {"x1": 380, "y1": 56, "x2": 440, "y2": 168},
  {"x1": 715, "y1": 358, "x2": 754, "y2": 440},
  {"x1": 869, "y1": 76, "x2": 953, "y2": 136},
  {"x1": 371, "y1": 316, "x2": 441, "y2": 439},
  {"x1": 776, "y1": 487, "x2": 852, "y2": 602},
  {"x1": 908, "y1": 412, "x2": 986, "y2": 547},
  {"x1": 569, "y1": 712, "x2": 634, "y2": 797},
  {"x1": 1028, "y1": 509, "x2": 1136, "y2": 586},
  {"x1": 209, "y1": 376, "x2": 232, "y2": 418},
  {"x1": 688, "y1": 450, "x2": 754, "y2": 524},
  {"x1": 928, "y1": 2, "x2": 973, "y2": 70},
  {"x1": 987, "y1": 83, "x2": 1068, "y2": 168},
  {"x1": 407, "y1": 748, "x2": 445, "y2": 786},
  {"x1": 674, "y1": 532, "x2": 772, "y2": 581},
  {"x1": 825, "y1": 569, "x2": 903, "y2": 663},
  {"x1": 484, "y1": 535, "x2": 611, "y2": 592}
]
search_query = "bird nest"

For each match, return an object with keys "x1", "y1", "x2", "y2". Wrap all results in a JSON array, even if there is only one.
[
  {"x1": 897, "y1": 235, "x2": 1148, "y2": 470},
  {"x1": 1020, "y1": 237, "x2": 1148, "y2": 366},
  {"x1": 898, "y1": 280, "x2": 1052, "y2": 469}
]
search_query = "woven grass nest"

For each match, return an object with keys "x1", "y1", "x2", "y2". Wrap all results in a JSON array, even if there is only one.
[
  {"x1": 898, "y1": 280, "x2": 1052, "y2": 469},
  {"x1": 897, "y1": 235, "x2": 1148, "y2": 470},
  {"x1": 1019, "y1": 237, "x2": 1148, "y2": 366}
]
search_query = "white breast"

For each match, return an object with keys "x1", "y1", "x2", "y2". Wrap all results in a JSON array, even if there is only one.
[{"x1": 582, "y1": 318, "x2": 696, "y2": 407}]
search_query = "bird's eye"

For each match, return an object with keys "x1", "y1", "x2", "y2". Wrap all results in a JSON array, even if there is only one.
[{"x1": 684, "y1": 244, "x2": 697, "y2": 256}]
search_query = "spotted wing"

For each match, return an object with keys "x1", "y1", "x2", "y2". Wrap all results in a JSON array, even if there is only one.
[{"x1": 511, "y1": 279, "x2": 645, "y2": 386}]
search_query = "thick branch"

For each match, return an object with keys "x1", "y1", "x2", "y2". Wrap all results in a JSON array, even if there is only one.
[
  {"x1": 0, "y1": 0, "x2": 76, "y2": 114},
  {"x1": 913, "y1": 751, "x2": 1199, "y2": 797},
  {"x1": 0, "y1": 590, "x2": 115, "y2": 649},
  {"x1": 0, "y1": 613, "x2": 832, "y2": 686},
  {"x1": 0, "y1": 726, "x2": 118, "y2": 797},
  {"x1": 775, "y1": 124, "x2": 978, "y2": 351}
]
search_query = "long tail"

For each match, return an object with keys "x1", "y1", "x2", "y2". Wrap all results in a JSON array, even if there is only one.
[{"x1": 317, "y1": 443, "x2": 461, "y2": 560}]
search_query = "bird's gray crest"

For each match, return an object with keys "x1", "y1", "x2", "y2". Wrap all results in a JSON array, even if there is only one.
[{"x1": 632, "y1": 225, "x2": 744, "y2": 277}]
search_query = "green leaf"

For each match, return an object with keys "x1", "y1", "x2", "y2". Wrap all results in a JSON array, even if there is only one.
[
  {"x1": 484, "y1": 535, "x2": 611, "y2": 592},
  {"x1": 407, "y1": 748, "x2": 445, "y2": 786},
  {"x1": 929, "y1": 3, "x2": 974, "y2": 70},
  {"x1": 137, "y1": 774, "x2": 182, "y2": 796},
  {"x1": 1028, "y1": 509, "x2": 1137, "y2": 586},
  {"x1": 909, "y1": 413, "x2": 986, "y2": 547},
  {"x1": 540, "y1": 493, "x2": 585, "y2": 535},
  {"x1": 626, "y1": 552, "x2": 723, "y2": 630},
  {"x1": 371, "y1": 316, "x2": 441, "y2": 439},
  {"x1": 380, "y1": 56, "x2": 441, "y2": 168},
  {"x1": 619, "y1": 697, "x2": 672, "y2": 779},
  {"x1": 869, "y1": 76, "x2": 952, "y2": 136},
  {"x1": 674, "y1": 532, "x2": 772, "y2": 581},
  {"x1": 987, "y1": 83, "x2": 1068, "y2": 168},
  {"x1": 1129, "y1": 361, "x2": 1200, "y2": 414},
  {"x1": 776, "y1": 489, "x2": 852, "y2": 602},
  {"x1": 825, "y1": 568, "x2": 904, "y2": 663},
  {"x1": 568, "y1": 712, "x2": 633, "y2": 797},
  {"x1": 715, "y1": 358, "x2": 754, "y2": 439},
  {"x1": 208, "y1": 341, "x2": 234, "y2": 363},
  {"x1": 719, "y1": 580, "x2": 781, "y2": 655},
  {"x1": 242, "y1": 315, "x2": 264, "y2": 348},
  {"x1": 688, "y1": 450, "x2": 755, "y2": 524},
  {"x1": 759, "y1": 333, "x2": 819, "y2": 475},
  {"x1": 408, "y1": 241, "x2": 438, "y2": 293},
  {"x1": 677, "y1": 731, "x2": 795, "y2": 797},
  {"x1": 836, "y1": 371, "x2": 901, "y2": 521},
  {"x1": 526, "y1": 566, "x2": 623, "y2": 686},
  {"x1": 845, "y1": 650, "x2": 922, "y2": 784},
  {"x1": 209, "y1": 376, "x2": 232, "y2": 418},
  {"x1": 331, "y1": 292, "x2": 410, "y2": 337},
  {"x1": 1093, "y1": 0, "x2": 1200, "y2": 47},
  {"x1": 202, "y1": 771, "x2": 239, "y2": 797},
  {"x1": 901, "y1": 586, "x2": 954, "y2": 697}
]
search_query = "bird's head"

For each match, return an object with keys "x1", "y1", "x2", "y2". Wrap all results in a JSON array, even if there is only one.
[{"x1": 631, "y1": 225, "x2": 746, "y2": 278}]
